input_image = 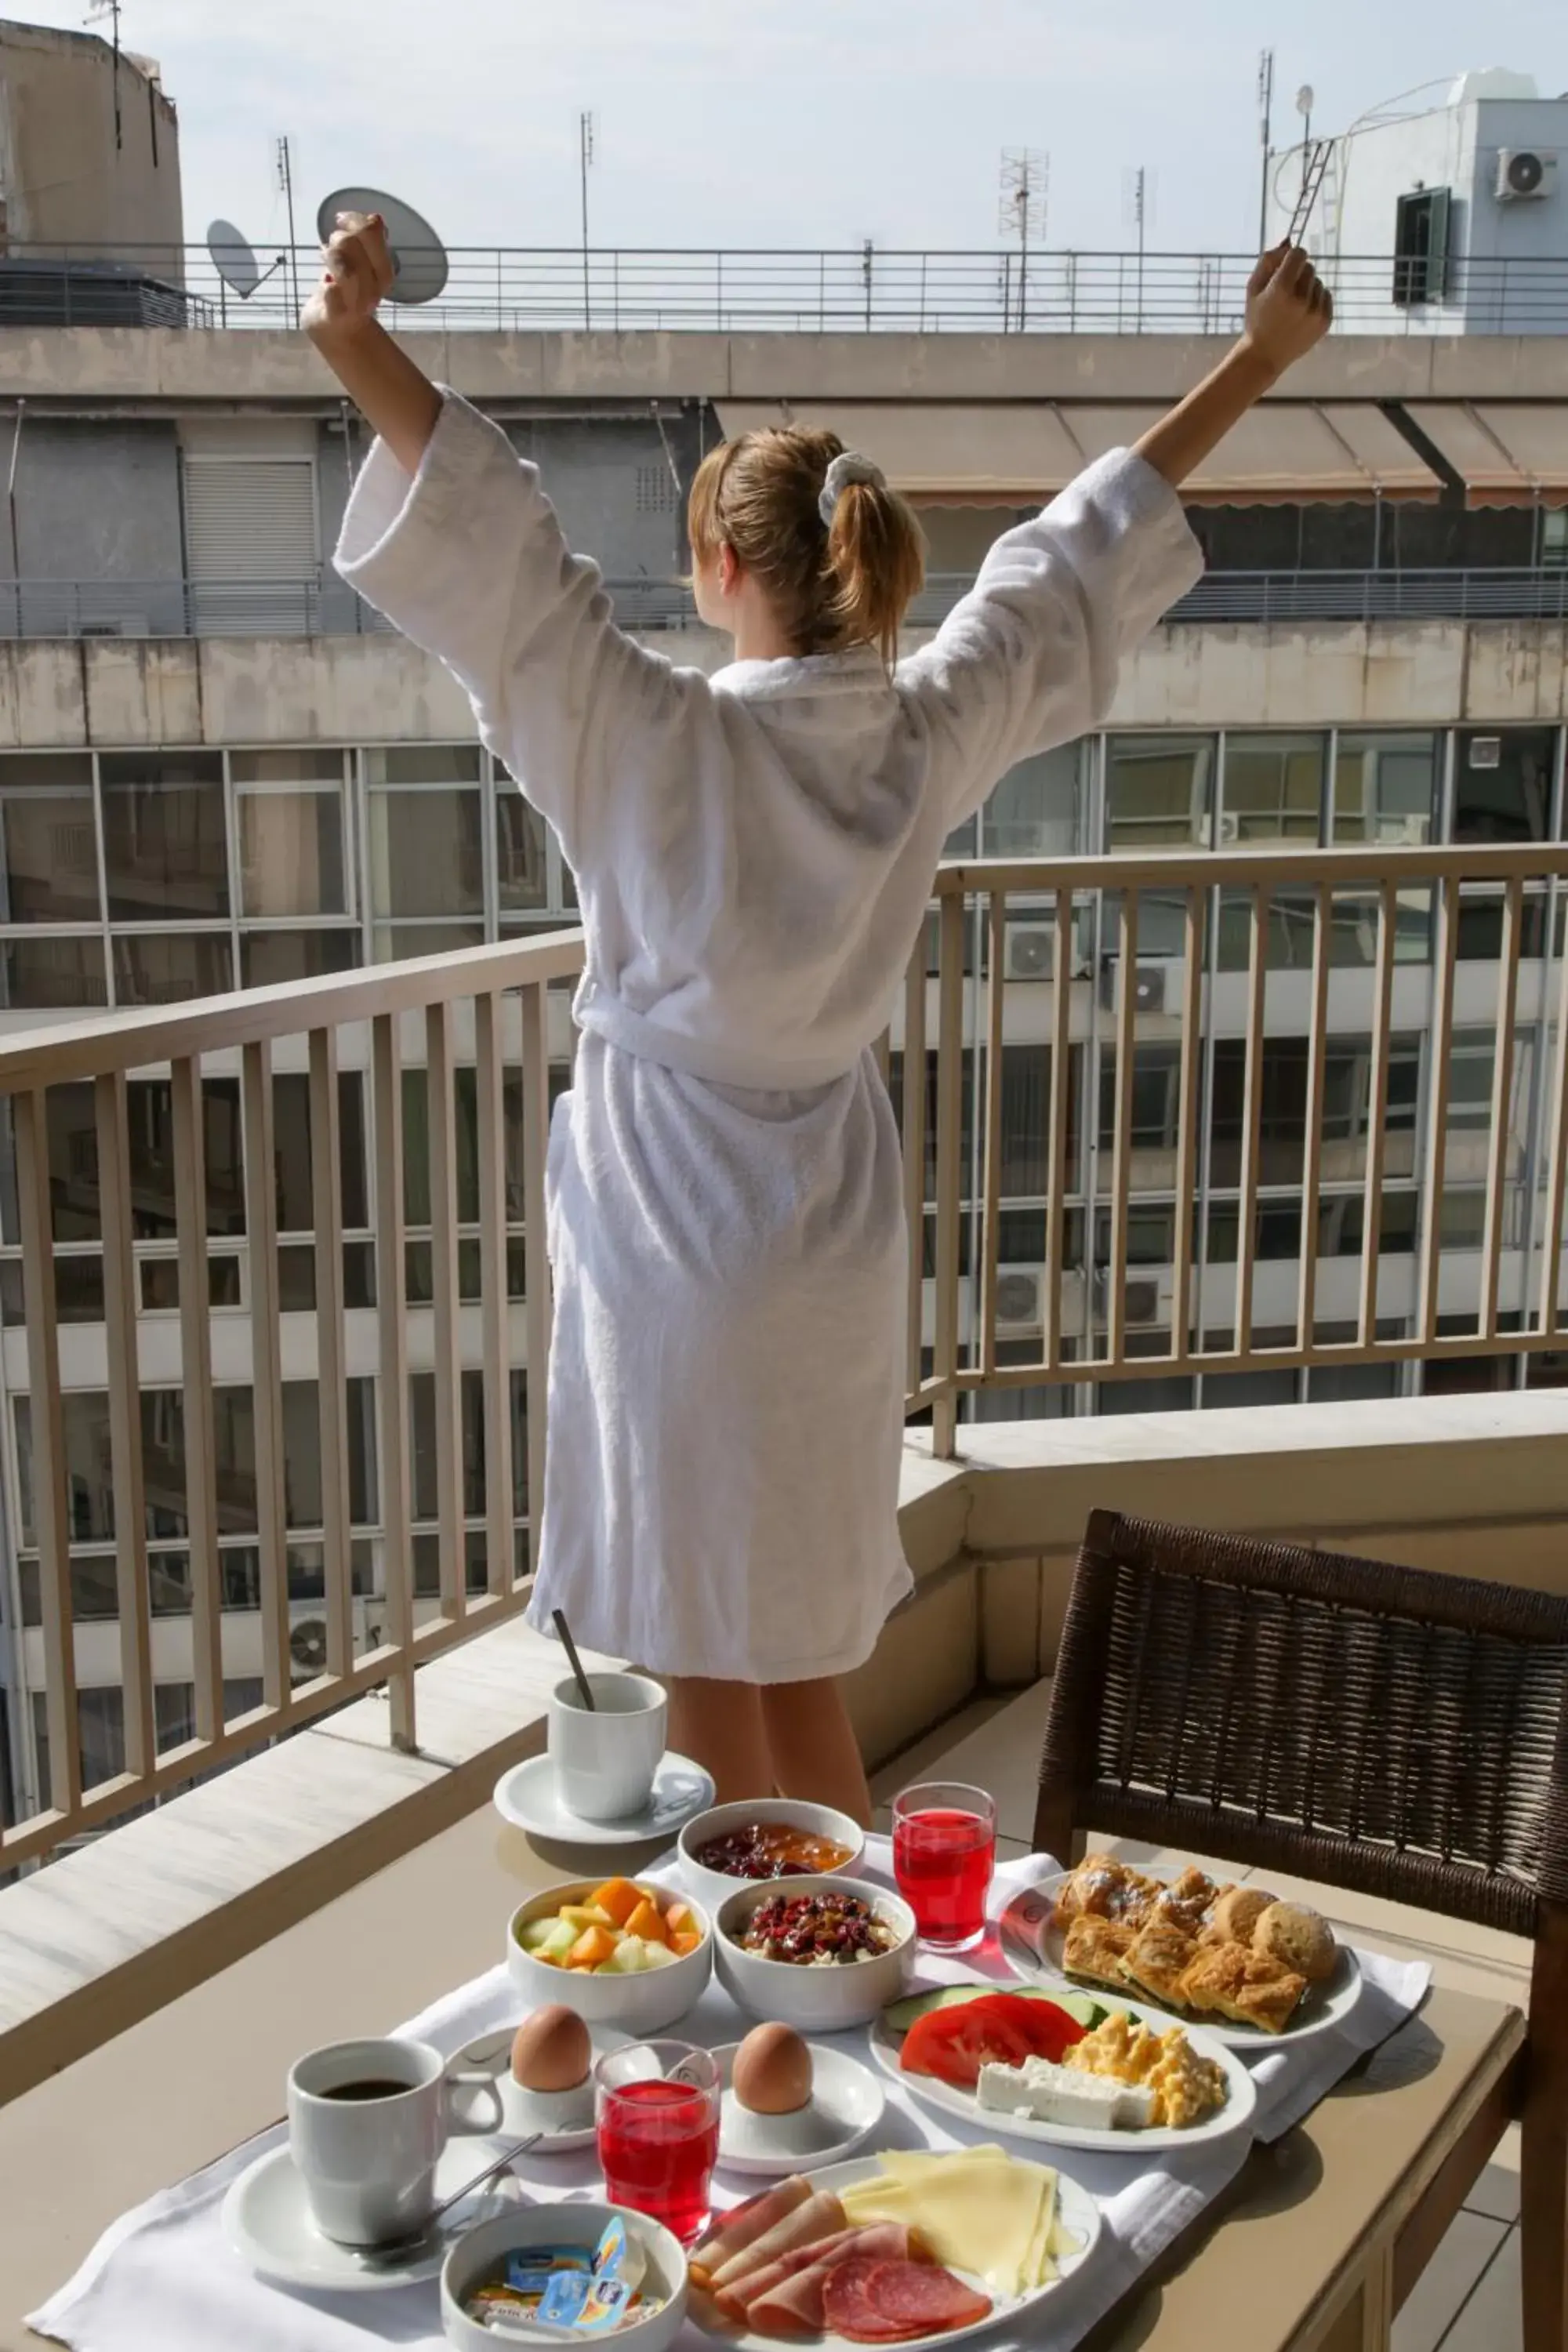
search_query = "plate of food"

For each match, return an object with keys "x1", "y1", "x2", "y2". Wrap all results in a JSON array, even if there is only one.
[
  {"x1": 867, "y1": 1982, "x2": 1255, "y2": 2154},
  {"x1": 688, "y1": 2148, "x2": 1098, "y2": 2347},
  {"x1": 998, "y1": 1855, "x2": 1362, "y2": 2049}
]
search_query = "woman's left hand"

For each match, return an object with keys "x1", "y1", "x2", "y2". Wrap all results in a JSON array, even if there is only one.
[{"x1": 1241, "y1": 243, "x2": 1334, "y2": 378}]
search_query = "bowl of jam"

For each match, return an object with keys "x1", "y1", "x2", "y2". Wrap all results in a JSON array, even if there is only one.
[{"x1": 677, "y1": 1798, "x2": 865, "y2": 1909}]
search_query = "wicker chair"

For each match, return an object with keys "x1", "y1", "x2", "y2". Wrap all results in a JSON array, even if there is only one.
[{"x1": 1034, "y1": 1509, "x2": 1568, "y2": 2352}]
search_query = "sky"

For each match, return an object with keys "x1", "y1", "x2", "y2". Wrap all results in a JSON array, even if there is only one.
[{"x1": 20, "y1": 0, "x2": 1568, "y2": 257}]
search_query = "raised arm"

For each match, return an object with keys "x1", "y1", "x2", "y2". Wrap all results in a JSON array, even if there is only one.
[
  {"x1": 303, "y1": 214, "x2": 691, "y2": 868},
  {"x1": 1134, "y1": 245, "x2": 1333, "y2": 488},
  {"x1": 905, "y1": 245, "x2": 1331, "y2": 818}
]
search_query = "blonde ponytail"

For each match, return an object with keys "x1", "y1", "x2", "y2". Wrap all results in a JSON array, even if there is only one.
[{"x1": 688, "y1": 426, "x2": 924, "y2": 666}]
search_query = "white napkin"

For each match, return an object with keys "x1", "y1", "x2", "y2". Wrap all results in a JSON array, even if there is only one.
[{"x1": 29, "y1": 1843, "x2": 1430, "y2": 2352}]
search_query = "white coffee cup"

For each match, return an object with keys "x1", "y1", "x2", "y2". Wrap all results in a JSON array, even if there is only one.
[
  {"x1": 287, "y1": 2035, "x2": 503, "y2": 2247},
  {"x1": 549, "y1": 1670, "x2": 668, "y2": 1822}
]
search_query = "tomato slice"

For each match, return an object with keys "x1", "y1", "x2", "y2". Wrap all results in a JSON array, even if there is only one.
[{"x1": 899, "y1": 1993, "x2": 1087, "y2": 2090}]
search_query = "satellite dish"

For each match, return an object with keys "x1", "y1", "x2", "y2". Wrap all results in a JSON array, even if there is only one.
[
  {"x1": 315, "y1": 185, "x2": 449, "y2": 305},
  {"x1": 207, "y1": 217, "x2": 260, "y2": 299}
]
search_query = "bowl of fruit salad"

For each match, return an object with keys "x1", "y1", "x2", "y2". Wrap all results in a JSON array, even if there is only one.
[{"x1": 508, "y1": 1877, "x2": 712, "y2": 2035}]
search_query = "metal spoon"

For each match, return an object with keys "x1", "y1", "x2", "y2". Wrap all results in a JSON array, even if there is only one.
[
  {"x1": 354, "y1": 2131, "x2": 543, "y2": 2270},
  {"x1": 553, "y1": 1610, "x2": 597, "y2": 1711}
]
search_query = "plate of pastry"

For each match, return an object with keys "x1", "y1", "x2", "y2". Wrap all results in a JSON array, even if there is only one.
[{"x1": 997, "y1": 1856, "x2": 1363, "y2": 2049}]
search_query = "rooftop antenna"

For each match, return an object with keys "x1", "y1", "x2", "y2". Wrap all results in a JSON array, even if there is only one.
[
  {"x1": 85, "y1": 0, "x2": 123, "y2": 151},
  {"x1": 1296, "y1": 84, "x2": 1316, "y2": 198},
  {"x1": 999, "y1": 148, "x2": 1048, "y2": 331},
  {"x1": 276, "y1": 137, "x2": 301, "y2": 321},
  {"x1": 314, "y1": 186, "x2": 450, "y2": 304},
  {"x1": 1123, "y1": 165, "x2": 1155, "y2": 330},
  {"x1": 579, "y1": 111, "x2": 596, "y2": 331},
  {"x1": 1257, "y1": 48, "x2": 1276, "y2": 249}
]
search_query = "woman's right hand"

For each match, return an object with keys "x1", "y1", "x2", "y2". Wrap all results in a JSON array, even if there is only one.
[{"x1": 303, "y1": 212, "x2": 396, "y2": 348}]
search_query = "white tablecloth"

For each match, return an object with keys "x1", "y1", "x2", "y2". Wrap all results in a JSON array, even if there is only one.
[{"x1": 29, "y1": 1842, "x2": 1431, "y2": 2352}]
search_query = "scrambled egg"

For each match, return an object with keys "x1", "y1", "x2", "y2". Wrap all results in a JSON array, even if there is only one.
[{"x1": 1063, "y1": 2012, "x2": 1228, "y2": 2130}]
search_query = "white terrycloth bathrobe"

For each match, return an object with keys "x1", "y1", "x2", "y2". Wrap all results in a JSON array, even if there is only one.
[{"x1": 336, "y1": 393, "x2": 1202, "y2": 1682}]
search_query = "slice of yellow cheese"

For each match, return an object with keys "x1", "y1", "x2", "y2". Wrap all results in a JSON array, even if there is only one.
[{"x1": 840, "y1": 2147, "x2": 1060, "y2": 2296}]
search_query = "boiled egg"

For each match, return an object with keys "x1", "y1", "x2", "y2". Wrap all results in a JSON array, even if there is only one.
[
  {"x1": 731, "y1": 2021, "x2": 813, "y2": 2116},
  {"x1": 511, "y1": 2004, "x2": 592, "y2": 2095}
]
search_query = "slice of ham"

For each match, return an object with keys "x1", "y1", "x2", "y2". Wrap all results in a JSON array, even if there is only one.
[
  {"x1": 823, "y1": 2257, "x2": 993, "y2": 2344},
  {"x1": 746, "y1": 2228, "x2": 920, "y2": 2335},
  {"x1": 716, "y1": 2225, "x2": 867, "y2": 2320},
  {"x1": 691, "y1": 2180, "x2": 813, "y2": 2283},
  {"x1": 709, "y1": 2190, "x2": 848, "y2": 2292}
]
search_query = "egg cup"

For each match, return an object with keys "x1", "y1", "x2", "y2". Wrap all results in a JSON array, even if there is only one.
[
  {"x1": 453, "y1": 2024, "x2": 632, "y2": 2154},
  {"x1": 711, "y1": 2040, "x2": 887, "y2": 2178}
]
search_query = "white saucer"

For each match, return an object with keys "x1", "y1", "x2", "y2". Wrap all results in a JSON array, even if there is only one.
[
  {"x1": 453, "y1": 2021, "x2": 632, "y2": 2152},
  {"x1": 713, "y1": 2040, "x2": 885, "y2": 2176},
  {"x1": 220, "y1": 2135, "x2": 521, "y2": 2292},
  {"x1": 493, "y1": 1753, "x2": 716, "y2": 1847}
]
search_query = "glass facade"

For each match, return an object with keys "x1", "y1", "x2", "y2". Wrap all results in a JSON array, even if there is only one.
[{"x1": 0, "y1": 743, "x2": 577, "y2": 1009}]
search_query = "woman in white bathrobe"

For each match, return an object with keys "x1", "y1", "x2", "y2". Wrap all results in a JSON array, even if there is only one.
[{"x1": 308, "y1": 220, "x2": 1330, "y2": 1817}]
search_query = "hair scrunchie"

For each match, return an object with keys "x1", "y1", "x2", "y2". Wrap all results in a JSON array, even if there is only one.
[{"x1": 818, "y1": 450, "x2": 887, "y2": 528}]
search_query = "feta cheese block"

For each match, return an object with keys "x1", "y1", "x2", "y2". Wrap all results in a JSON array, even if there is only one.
[{"x1": 975, "y1": 2055, "x2": 1155, "y2": 2131}]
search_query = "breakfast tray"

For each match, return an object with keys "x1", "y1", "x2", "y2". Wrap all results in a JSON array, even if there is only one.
[{"x1": 29, "y1": 1842, "x2": 1430, "y2": 2352}]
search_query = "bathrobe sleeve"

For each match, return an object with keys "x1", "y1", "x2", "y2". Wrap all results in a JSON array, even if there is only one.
[
  {"x1": 900, "y1": 448, "x2": 1205, "y2": 825},
  {"x1": 335, "y1": 390, "x2": 697, "y2": 872}
]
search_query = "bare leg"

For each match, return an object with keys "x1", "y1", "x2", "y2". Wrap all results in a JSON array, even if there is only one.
[
  {"x1": 666, "y1": 1678, "x2": 774, "y2": 1806},
  {"x1": 761, "y1": 1679, "x2": 873, "y2": 1828}
]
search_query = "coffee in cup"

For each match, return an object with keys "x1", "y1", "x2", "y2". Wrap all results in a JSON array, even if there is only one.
[
  {"x1": 287, "y1": 2035, "x2": 503, "y2": 2247},
  {"x1": 549, "y1": 1670, "x2": 668, "y2": 1822}
]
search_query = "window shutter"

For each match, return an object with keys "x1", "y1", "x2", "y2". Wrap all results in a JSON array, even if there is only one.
[{"x1": 183, "y1": 458, "x2": 318, "y2": 580}]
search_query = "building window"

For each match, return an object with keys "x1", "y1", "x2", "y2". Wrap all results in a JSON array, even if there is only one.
[
  {"x1": 1331, "y1": 732, "x2": 1438, "y2": 845},
  {"x1": 112, "y1": 932, "x2": 234, "y2": 1007},
  {"x1": 1392, "y1": 188, "x2": 1450, "y2": 307},
  {"x1": 1107, "y1": 737, "x2": 1214, "y2": 851},
  {"x1": 1220, "y1": 734, "x2": 1324, "y2": 844},
  {"x1": 99, "y1": 753, "x2": 228, "y2": 921},
  {"x1": 1453, "y1": 729, "x2": 1555, "y2": 844},
  {"x1": 238, "y1": 793, "x2": 346, "y2": 918},
  {"x1": 982, "y1": 742, "x2": 1087, "y2": 859},
  {"x1": 1544, "y1": 511, "x2": 1568, "y2": 570},
  {"x1": 0, "y1": 753, "x2": 100, "y2": 923},
  {"x1": 0, "y1": 936, "x2": 108, "y2": 1009}
]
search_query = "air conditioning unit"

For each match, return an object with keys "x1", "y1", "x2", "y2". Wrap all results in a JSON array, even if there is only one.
[
  {"x1": 1005, "y1": 923, "x2": 1056, "y2": 982},
  {"x1": 1092, "y1": 1269, "x2": 1166, "y2": 1327},
  {"x1": 1468, "y1": 735, "x2": 1502, "y2": 770},
  {"x1": 1098, "y1": 961, "x2": 1169, "y2": 1014},
  {"x1": 1496, "y1": 149, "x2": 1559, "y2": 202},
  {"x1": 289, "y1": 1617, "x2": 329, "y2": 1678},
  {"x1": 995, "y1": 1268, "x2": 1043, "y2": 1330},
  {"x1": 76, "y1": 616, "x2": 150, "y2": 638}
]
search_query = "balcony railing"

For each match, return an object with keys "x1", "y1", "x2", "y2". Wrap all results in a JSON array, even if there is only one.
[
  {"x1": 3, "y1": 842, "x2": 1567, "y2": 1864},
  {"x1": 5, "y1": 568, "x2": 1567, "y2": 644},
  {"x1": 6, "y1": 243, "x2": 1568, "y2": 336}
]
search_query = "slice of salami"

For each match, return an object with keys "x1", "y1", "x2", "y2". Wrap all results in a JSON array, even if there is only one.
[
  {"x1": 823, "y1": 2257, "x2": 992, "y2": 2343},
  {"x1": 866, "y1": 2263, "x2": 993, "y2": 2332}
]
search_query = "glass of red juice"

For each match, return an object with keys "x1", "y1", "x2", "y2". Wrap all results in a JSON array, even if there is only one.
[
  {"x1": 595, "y1": 2041, "x2": 720, "y2": 2247},
  {"x1": 892, "y1": 1780, "x2": 998, "y2": 1951}
]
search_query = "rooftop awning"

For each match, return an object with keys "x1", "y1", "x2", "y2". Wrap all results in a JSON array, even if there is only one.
[
  {"x1": 713, "y1": 399, "x2": 1442, "y2": 506},
  {"x1": 1056, "y1": 404, "x2": 1440, "y2": 504},
  {"x1": 713, "y1": 401, "x2": 1087, "y2": 504},
  {"x1": 1407, "y1": 403, "x2": 1568, "y2": 507}
]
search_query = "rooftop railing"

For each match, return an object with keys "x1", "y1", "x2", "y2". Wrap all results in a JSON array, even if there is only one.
[
  {"x1": 5, "y1": 244, "x2": 1568, "y2": 337},
  {"x1": 4, "y1": 568, "x2": 1566, "y2": 644}
]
